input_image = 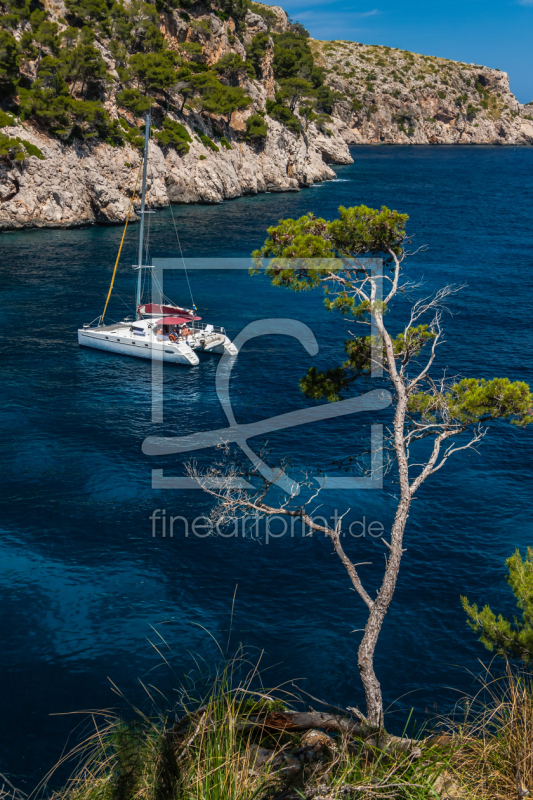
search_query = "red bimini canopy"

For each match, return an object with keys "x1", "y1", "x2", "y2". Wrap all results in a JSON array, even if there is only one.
[
  {"x1": 139, "y1": 303, "x2": 195, "y2": 317},
  {"x1": 155, "y1": 316, "x2": 201, "y2": 325}
]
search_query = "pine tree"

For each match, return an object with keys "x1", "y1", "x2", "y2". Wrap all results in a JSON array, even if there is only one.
[{"x1": 462, "y1": 548, "x2": 533, "y2": 661}]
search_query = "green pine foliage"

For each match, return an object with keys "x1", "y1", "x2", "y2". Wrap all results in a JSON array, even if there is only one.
[
  {"x1": 0, "y1": 28, "x2": 20, "y2": 93},
  {"x1": 0, "y1": 132, "x2": 25, "y2": 158},
  {"x1": 272, "y1": 31, "x2": 319, "y2": 83},
  {"x1": 220, "y1": 135, "x2": 232, "y2": 149},
  {"x1": 0, "y1": 107, "x2": 16, "y2": 125},
  {"x1": 253, "y1": 205, "x2": 533, "y2": 411},
  {"x1": 195, "y1": 126, "x2": 219, "y2": 151},
  {"x1": 154, "y1": 116, "x2": 191, "y2": 153},
  {"x1": 244, "y1": 111, "x2": 267, "y2": 142},
  {"x1": 277, "y1": 76, "x2": 313, "y2": 112},
  {"x1": 269, "y1": 32, "x2": 339, "y2": 126},
  {"x1": 189, "y1": 72, "x2": 251, "y2": 118},
  {"x1": 128, "y1": 50, "x2": 180, "y2": 92},
  {"x1": 462, "y1": 548, "x2": 533, "y2": 662},
  {"x1": 0, "y1": 0, "x2": 334, "y2": 145},
  {"x1": 410, "y1": 377, "x2": 533, "y2": 426},
  {"x1": 266, "y1": 97, "x2": 300, "y2": 134},
  {"x1": 19, "y1": 87, "x2": 108, "y2": 139},
  {"x1": 0, "y1": 132, "x2": 44, "y2": 159},
  {"x1": 116, "y1": 88, "x2": 152, "y2": 116},
  {"x1": 214, "y1": 51, "x2": 254, "y2": 81},
  {"x1": 246, "y1": 31, "x2": 269, "y2": 79}
]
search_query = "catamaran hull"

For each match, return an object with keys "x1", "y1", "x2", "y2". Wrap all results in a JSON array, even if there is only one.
[{"x1": 78, "y1": 330, "x2": 199, "y2": 365}]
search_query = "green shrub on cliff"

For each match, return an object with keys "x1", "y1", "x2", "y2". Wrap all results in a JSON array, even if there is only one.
[
  {"x1": 214, "y1": 51, "x2": 254, "y2": 81},
  {"x1": 189, "y1": 71, "x2": 251, "y2": 119},
  {"x1": 154, "y1": 116, "x2": 191, "y2": 153},
  {"x1": 272, "y1": 31, "x2": 317, "y2": 82},
  {"x1": 0, "y1": 132, "x2": 25, "y2": 159},
  {"x1": 0, "y1": 133, "x2": 44, "y2": 159},
  {"x1": 19, "y1": 87, "x2": 109, "y2": 138},
  {"x1": 266, "y1": 97, "x2": 300, "y2": 134},
  {"x1": 244, "y1": 111, "x2": 268, "y2": 142},
  {"x1": 0, "y1": 108, "x2": 16, "y2": 126},
  {"x1": 0, "y1": 29, "x2": 20, "y2": 94},
  {"x1": 116, "y1": 88, "x2": 153, "y2": 117},
  {"x1": 246, "y1": 31, "x2": 269, "y2": 79},
  {"x1": 195, "y1": 126, "x2": 219, "y2": 151},
  {"x1": 128, "y1": 50, "x2": 180, "y2": 92}
]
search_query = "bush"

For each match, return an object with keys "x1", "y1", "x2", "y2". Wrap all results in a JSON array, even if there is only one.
[
  {"x1": 17, "y1": 137, "x2": 44, "y2": 158},
  {"x1": 189, "y1": 72, "x2": 251, "y2": 118},
  {"x1": 220, "y1": 135, "x2": 232, "y2": 149},
  {"x1": 179, "y1": 41, "x2": 203, "y2": 60},
  {"x1": 290, "y1": 20, "x2": 309, "y2": 37},
  {"x1": 244, "y1": 111, "x2": 267, "y2": 142},
  {"x1": 116, "y1": 89, "x2": 153, "y2": 117},
  {"x1": 266, "y1": 98, "x2": 300, "y2": 134},
  {"x1": 154, "y1": 116, "x2": 192, "y2": 154},
  {"x1": 65, "y1": 0, "x2": 111, "y2": 25},
  {"x1": 277, "y1": 76, "x2": 313, "y2": 112},
  {"x1": 214, "y1": 52, "x2": 254, "y2": 80},
  {"x1": 190, "y1": 17, "x2": 211, "y2": 33},
  {"x1": 463, "y1": 548, "x2": 533, "y2": 662},
  {"x1": 19, "y1": 88, "x2": 108, "y2": 139},
  {"x1": 128, "y1": 50, "x2": 180, "y2": 92},
  {"x1": 0, "y1": 109, "x2": 16, "y2": 127},
  {"x1": 246, "y1": 31, "x2": 269, "y2": 79},
  {"x1": 0, "y1": 133, "x2": 44, "y2": 160},
  {"x1": 315, "y1": 83, "x2": 341, "y2": 114},
  {"x1": 195, "y1": 127, "x2": 219, "y2": 151},
  {"x1": 272, "y1": 31, "x2": 315, "y2": 82},
  {"x1": 0, "y1": 29, "x2": 20, "y2": 93},
  {"x1": 0, "y1": 132, "x2": 25, "y2": 160}
]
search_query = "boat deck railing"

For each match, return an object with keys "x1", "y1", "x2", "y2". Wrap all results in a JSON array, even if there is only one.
[{"x1": 191, "y1": 322, "x2": 226, "y2": 336}]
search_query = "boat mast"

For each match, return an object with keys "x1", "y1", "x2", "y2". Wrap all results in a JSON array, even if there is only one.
[{"x1": 136, "y1": 112, "x2": 150, "y2": 319}]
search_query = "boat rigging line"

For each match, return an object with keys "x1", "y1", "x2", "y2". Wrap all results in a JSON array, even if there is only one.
[{"x1": 101, "y1": 160, "x2": 142, "y2": 325}]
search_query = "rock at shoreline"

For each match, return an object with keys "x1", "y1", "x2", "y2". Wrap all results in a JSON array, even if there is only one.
[{"x1": 0, "y1": 115, "x2": 352, "y2": 230}]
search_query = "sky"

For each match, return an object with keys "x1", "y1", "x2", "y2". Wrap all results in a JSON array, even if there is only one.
[{"x1": 279, "y1": 0, "x2": 533, "y2": 103}]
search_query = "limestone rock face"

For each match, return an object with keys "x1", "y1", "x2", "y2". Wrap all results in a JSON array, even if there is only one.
[
  {"x1": 0, "y1": 116, "x2": 351, "y2": 229},
  {"x1": 310, "y1": 39, "x2": 533, "y2": 145},
  {"x1": 3, "y1": 3, "x2": 531, "y2": 232}
]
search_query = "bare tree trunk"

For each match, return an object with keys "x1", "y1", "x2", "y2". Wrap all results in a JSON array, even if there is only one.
[{"x1": 357, "y1": 309, "x2": 411, "y2": 727}]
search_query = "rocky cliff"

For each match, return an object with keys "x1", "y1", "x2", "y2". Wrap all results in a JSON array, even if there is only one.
[
  {"x1": 311, "y1": 39, "x2": 533, "y2": 146},
  {"x1": 1, "y1": 0, "x2": 532, "y2": 230},
  {"x1": 0, "y1": 112, "x2": 351, "y2": 229}
]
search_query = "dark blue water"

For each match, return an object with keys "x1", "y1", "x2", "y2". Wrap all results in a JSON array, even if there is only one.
[{"x1": 2, "y1": 146, "x2": 533, "y2": 790}]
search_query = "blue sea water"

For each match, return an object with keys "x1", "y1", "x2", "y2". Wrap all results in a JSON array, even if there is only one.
[{"x1": 1, "y1": 145, "x2": 533, "y2": 789}]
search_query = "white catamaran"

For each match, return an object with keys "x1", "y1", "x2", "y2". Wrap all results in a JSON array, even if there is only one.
[{"x1": 78, "y1": 113, "x2": 237, "y2": 366}]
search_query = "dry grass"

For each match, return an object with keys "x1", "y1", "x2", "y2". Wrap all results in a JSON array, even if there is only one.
[
  {"x1": 438, "y1": 663, "x2": 533, "y2": 800},
  {"x1": 27, "y1": 652, "x2": 533, "y2": 800},
  {"x1": 33, "y1": 655, "x2": 447, "y2": 800}
]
